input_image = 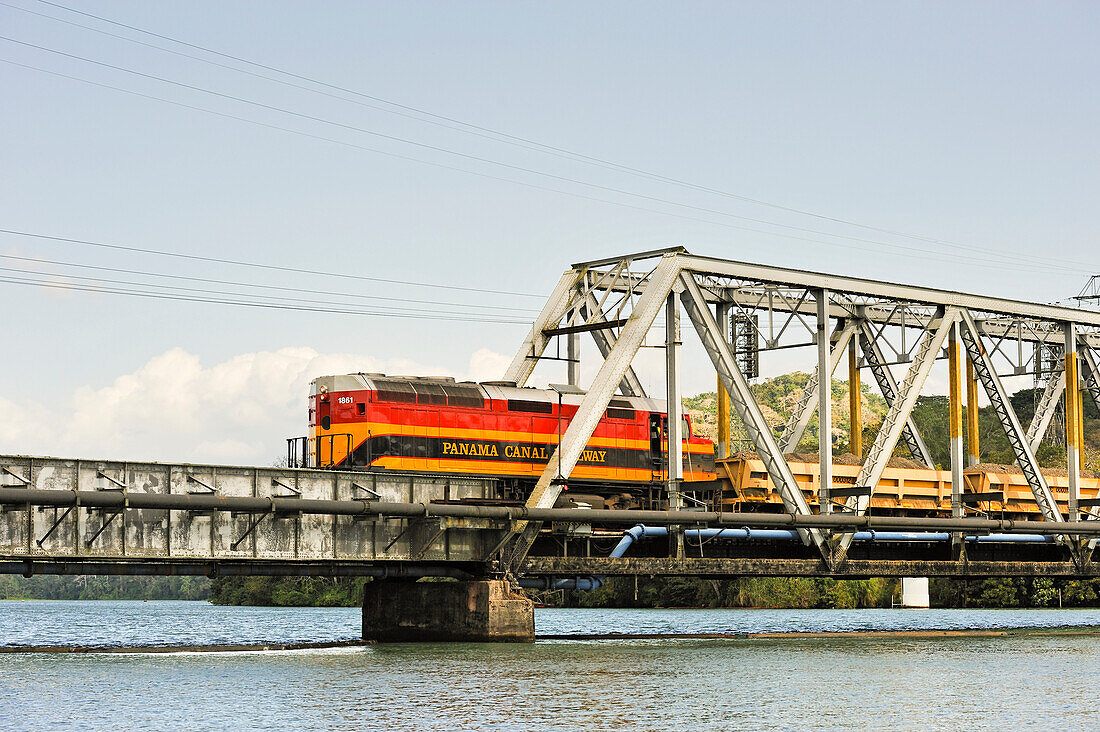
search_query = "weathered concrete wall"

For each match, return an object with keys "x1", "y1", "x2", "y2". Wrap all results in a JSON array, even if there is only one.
[
  {"x1": 0, "y1": 455, "x2": 497, "y2": 563},
  {"x1": 361, "y1": 580, "x2": 534, "y2": 642}
]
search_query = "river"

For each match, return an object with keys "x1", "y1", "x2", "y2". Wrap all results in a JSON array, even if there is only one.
[{"x1": 2, "y1": 601, "x2": 1099, "y2": 730}]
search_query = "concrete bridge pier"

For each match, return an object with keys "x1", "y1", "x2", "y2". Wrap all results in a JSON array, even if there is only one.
[
  {"x1": 899, "y1": 577, "x2": 931, "y2": 608},
  {"x1": 361, "y1": 580, "x2": 535, "y2": 642}
]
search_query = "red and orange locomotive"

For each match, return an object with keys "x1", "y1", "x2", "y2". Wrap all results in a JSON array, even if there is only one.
[{"x1": 305, "y1": 374, "x2": 716, "y2": 501}]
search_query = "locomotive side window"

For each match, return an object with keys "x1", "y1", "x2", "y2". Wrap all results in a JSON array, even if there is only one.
[
  {"x1": 357, "y1": 403, "x2": 366, "y2": 415},
  {"x1": 442, "y1": 384, "x2": 484, "y2": 408},
  {"x1": 373, "y1": 379, "x2": 417, "y2": 403},
  {"x1": 606, "y1": 399, "x2": 635, "y2": 420},
  {"x1": 412, "y1": 382, "x2": 448, "y2": 406},
  {"x1": 507, "y1": 399, "x2": 554, "y2": 414}
]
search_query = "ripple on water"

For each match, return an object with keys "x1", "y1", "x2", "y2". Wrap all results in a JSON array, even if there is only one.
[
  {"x1": 4, "y1": 601, "x2": 1100, "y2": 649},
  {"x1": 3, "y1": 602, "x2": 1100, "y2": 730}
]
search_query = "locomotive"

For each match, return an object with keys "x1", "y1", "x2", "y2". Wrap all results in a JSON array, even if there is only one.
[{"x1": 301, "y1": 373, "x2": 716, "y2": 505}]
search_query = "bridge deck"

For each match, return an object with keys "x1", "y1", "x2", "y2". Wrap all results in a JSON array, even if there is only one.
[
  {"x1": 0, "y1": 455, "x2": 498, "y2": 565},
  {"x1": 1, "y1": 454, "x2": 1092, "y2": 579}
]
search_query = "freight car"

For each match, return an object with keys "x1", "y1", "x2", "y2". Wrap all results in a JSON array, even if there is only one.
[{"x1": 297, "y1": 373, "x2": 716, "y2": 506}]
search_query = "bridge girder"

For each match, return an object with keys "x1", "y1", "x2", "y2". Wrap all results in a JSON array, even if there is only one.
[{"x1": 503, "y1": 248, "x2": 1100, "y2": 569}]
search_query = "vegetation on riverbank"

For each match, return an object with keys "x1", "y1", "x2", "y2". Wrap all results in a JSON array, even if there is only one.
[
  {"x1": 556, "y1": 576, "x2": 1100, "y2": 609},
  {"x1": 208, "y1": 577, "x2": 362, "y2": 606},
  {"x1": 6, "y1": 572, "x2": 1099, "y2": 611},
  {"x1": 202, "y1": 575, "x2": 1100, "y2": 609},
  {"x1": 0, "y1": 575, "x2": 208, "y2": 601}
]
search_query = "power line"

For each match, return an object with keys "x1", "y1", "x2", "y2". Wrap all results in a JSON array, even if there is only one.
[
  {"x1": 3, "y1": 35, "x2": 1094, "y2": 276},
  {"x1": 9, "y1": 34, "x2": 875, "y2": 247},
  {"x1": 0, "y1": 57, "x2": 1089, "y2": 280},
  {"x1": 0, "y1": 264, "x2": 531, "y2": 320},
  {"x1": 0, "y1": 251, "x2": 540, "y2": 314},
  {"x1": 0, "y1": 227, "x2": 545, "y2": 299},
  {"x1": 0, "y1": 272, "x2": 530, "y2": 323},
  {"x1": 2, "y1": 0, "x2": 589, "y2": 164},
  {"x1": 0, "y1": 59, "x2": 805, "y2": 242},
  {"x1": 22, "y1": 0, "x2": 1100, "y2": 271}
]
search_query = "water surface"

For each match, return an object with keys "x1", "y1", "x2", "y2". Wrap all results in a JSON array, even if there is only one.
[{"x1": 2, "y1": 601, "x2": 1097, "y2": 730}]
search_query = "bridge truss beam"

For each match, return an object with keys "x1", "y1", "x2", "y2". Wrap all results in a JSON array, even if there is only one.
[
  {"x1": 679, "y1": 273, "x2": 823, "y2": 550},
  {"x1": 958, "y1": 309, "x2": 1064, "y2": 525},
  {"x1": 1027, "y1": 370, "x2": 1066, "y2": 453},
  {"x1": 857, "y1": 320, "x2": 936, "y2": 466},
  {"x1": 501, "y1": 254, "x2": 684, "y2": 573},
  {"x1": 500, "y1": 248, "x2": 1100, "y2": 570},
  {"x1": 779, "y1": 320, "x2": 857, "y2": 453},
  {"x1": 848, "y1": 309, "x2": 958, "y2": 515}
]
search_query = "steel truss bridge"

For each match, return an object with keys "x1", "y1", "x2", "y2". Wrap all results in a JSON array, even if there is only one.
[{"x1": 4, "y1": 248, "x2": 1100, "y2": 583}]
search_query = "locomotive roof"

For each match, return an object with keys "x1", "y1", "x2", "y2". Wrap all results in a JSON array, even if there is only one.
[{"x1": 309, "y1": 373, "x2": 666, "y2": 412}]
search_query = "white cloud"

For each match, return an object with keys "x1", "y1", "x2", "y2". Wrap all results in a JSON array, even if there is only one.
[
  {"x1": 467, "y1": 348, "x2": 512, "y2": 382},
  {"x1": 0, "y1": 394, "x2": 50, "y2": 445},
  {"x1": 0, "y1": 346, "x2": 496, "y2": 465},
  {"x1": 0, "y1": 338, "x2": 1008, "y2": 468}
]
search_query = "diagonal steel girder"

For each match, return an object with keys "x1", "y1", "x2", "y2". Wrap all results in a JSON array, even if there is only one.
[
  {"x1": 780, "y1": 321, "x2": 859, "y2": 453},
  {"x1": 958, "y1": 309, "x2": 1064, "y2": 525},
  {"x1": 1026, "y1": 370, "x2": 1066, "y2": 454},
  {"x1": 1079, "y1": 344, "x2": 1100, "y2": 415},
  {"x1": 1075, "y1": 343, "x2": 1100, "y2": 542},
  {"x1": 679, "y1": 273, "x2": 825, "y2": 553},
  {"x1": 580, "y1": 290, "x2": 647, "y2": 398},
  {"x1": 858, "y1": 321, "x2": 935, "y2": 466},
  {"x1": 504, "y1": 269, "x2": 587, "y2": 386},
  {"x1": 843, "y1": 309, "x2": 960, "y2": 526},
  {"x1": 501, "y1": 255, "x2": 684, "y2": 573}
]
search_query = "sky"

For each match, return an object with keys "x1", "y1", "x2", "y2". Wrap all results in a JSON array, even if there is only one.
[{"x1": 1, "y1": 1, "x2": 1099, "y2": 464}]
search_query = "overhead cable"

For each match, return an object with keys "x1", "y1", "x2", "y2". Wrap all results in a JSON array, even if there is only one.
[
  {"x1": 0, "y1": 251, "x2": 540, "y2": 314},
  {"x1": 0, "y1": 226, "x2": 544, "y2": 298},
  {"x1": 18, "y1": 0, "x2": 1100, "y2": 270},
  {"x1": 0, "y1": 265, "x2": 530, "y2": 319},
  {"x1": 0, "y1": 273, "x2": 530, "y2": 323},
  {"x1": 2, "y1": 35, "x2": 1093, "y2": 275}
]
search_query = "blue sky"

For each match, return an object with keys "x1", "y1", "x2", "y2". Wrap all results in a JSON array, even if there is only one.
[{"x1": 1, "y1": 1, "x2": 1098, "y2": 462}]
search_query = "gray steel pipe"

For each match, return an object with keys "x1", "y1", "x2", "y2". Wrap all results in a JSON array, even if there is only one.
[
  {"x1": 0, "y1": 487, "x2": 1095, "y2": 537},
  {"x1": 518, "y1": 576, "x2": 604, "y2": 591}
]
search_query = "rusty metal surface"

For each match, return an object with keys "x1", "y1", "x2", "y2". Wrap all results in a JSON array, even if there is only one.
[
  {"x1": 716, "y1": 456, "x2": 1100, "y2": 519},
  {"x1": 0, "y1": 455, "x2": 497, "y2": 564},
  {"x1": 2, "y1": 453, "x2": 1095, "y2": 579},
  {"x1": 523, "y1": 556, "x2": 1099, "y2": 578},
  {"x1": 0, "y1": 557, "x2": 482, "y2": 577},
  {"x1": 10, "y1": 484, "x2": 1100, "y2": 535}
]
